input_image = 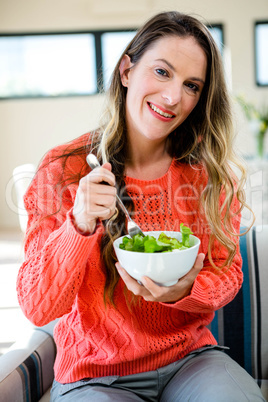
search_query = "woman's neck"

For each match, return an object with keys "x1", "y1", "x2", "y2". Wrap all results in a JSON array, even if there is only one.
[{"x1": 125, "y1": 143, "x2": 173, "y2": 180}]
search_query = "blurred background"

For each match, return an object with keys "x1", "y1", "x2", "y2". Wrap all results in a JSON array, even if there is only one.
[
  {"x1": 1, "y1": 0, "x2": 268, "y2": 231},
  {"x1": 0, "y1": 0, "x2": 267, "y2": 352}
]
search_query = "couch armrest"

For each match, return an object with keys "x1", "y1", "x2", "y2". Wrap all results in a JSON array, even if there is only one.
[{"x1": 0, "y1": 328, "x2": 56, "y2": 402}]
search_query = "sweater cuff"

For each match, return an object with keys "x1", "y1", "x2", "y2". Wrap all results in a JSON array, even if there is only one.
[
  {"x1": 54, "y1": 209, "x2": 104, "y2": 262},
  {"x1": 68, "y1": 209, "x2": 102, "y2": 237},
  {"x1": 160, "y1": 277, "x2": 213, "y2": 313}
]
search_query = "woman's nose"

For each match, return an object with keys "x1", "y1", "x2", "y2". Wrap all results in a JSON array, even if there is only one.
[{"x1": 161, "y1": 84, "x2": 182, "y2": 105}]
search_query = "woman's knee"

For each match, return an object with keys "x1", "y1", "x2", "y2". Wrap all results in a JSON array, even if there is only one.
[{"x1": 160, "y1": 350, "x2": 265, "y2": 401}]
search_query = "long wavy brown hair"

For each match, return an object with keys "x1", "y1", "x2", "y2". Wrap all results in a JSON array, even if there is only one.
[{"x1": 30, "y1": 11, "x2": 253, "y2": 305}]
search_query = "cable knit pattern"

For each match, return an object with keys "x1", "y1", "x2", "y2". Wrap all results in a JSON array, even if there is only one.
[{"x1": 16, "y1": 133, "x2": 243, "y2": 383}]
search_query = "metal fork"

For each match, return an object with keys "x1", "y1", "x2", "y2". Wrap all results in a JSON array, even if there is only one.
[{"x1": 86, "y1": 154, "x2": 145, "y2": 238}]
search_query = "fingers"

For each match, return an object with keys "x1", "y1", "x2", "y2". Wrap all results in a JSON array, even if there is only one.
[
  {"x1": 166, "y1": 253, "x2": 205, "y2": 301},
  {"x1": 89, "y1": 163, "x2": 115, "y2": 187},
  {"x1": 116, "y1": 253, "x2": 206, "y2": 303},
  {"x1": 81, "y1": 181, "x2": 116, "y2": 210},
  {"x1": 116, "y1": 263, "x2": 151, "y2": 298},
  {"x1": 116, "y1": 264, "x2": 181, "y2": 303},
  {"x1": 194, "y1": 253, "x2": 205, "y2": 270},
  {"x1": 73, "y1": 162, "x2": 117, "y2": 234},
  {"x1": 184, "y1": 253, "x2": 205, "y2": 280}
]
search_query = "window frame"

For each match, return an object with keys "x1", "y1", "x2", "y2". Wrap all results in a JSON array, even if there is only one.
[
  {"x1": 0, "y1": 24, "x2": 224, "y2": 100},
  {"x1": 0, "y1": 30, "x2": 100, "y2": 100},
  {"x1": 254, "y1": 21, "x2": 268, "y2": 87},
  {"x1": 208, "y1": 23, "x2": 224, "y2": 55}
]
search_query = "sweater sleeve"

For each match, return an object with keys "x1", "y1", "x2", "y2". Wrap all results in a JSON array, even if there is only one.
[
  {"x1": 16, "y1": 147, "x2": 103, "y2": 326},
  {"x1": 162, "y1": 191, "x2": 243, "y2": 313},
  {"x1": 170, "y1": 241, "x2": 243, "y2": 313}
]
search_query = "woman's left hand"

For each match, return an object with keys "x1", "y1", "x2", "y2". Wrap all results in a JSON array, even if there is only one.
[{"x1": 115, "y1": 253, "x2": 205, "y2": 303}]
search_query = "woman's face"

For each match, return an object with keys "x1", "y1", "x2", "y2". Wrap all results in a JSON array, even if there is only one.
[{"x1": 120, "y1": 35, "x2": 207, "y2": 146}]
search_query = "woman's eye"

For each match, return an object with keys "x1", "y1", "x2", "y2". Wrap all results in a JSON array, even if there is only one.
[
  {"x1": 156, "y1": 68, "x2": 168, "y2": 77},
  {"x1": 186, "y1": 83, "x2": 199, "y2": 93}
]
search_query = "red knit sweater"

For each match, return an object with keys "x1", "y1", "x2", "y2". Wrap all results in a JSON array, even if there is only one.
[{"x1": 16, "y1": 133, "x2": 243, "y2": 384}]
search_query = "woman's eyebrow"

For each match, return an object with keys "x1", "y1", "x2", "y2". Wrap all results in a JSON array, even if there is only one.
[
  {"x1": 155, "y1": 58, "x2": 205, "y2": 85},
  {"x1": 190, "y1": 77, "x2": 205, "y2": 85},
  {"x1": 155, "y1": 58, "x2": 176, "y2": 72}
]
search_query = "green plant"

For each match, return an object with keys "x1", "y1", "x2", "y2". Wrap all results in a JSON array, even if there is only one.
[{"x1": 237, "y1": 95, "x2": 268, "y2": 158}]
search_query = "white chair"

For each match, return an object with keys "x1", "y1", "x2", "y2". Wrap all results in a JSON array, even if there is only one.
[{"x1": 12, "y1": 164, "x2": 36, "y2": 233}]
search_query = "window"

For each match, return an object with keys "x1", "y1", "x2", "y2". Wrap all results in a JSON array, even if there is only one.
[
  {"x1": 101, "y1": 31, "x2": 136, "y2": 90},
  {"x1": 0, "y1": 33, "x2": 97, "y2": 98},
  {"x1": 255, "y1": 21, "x2": 268, "y2": 86},
  {"x1": 0, "y1": 24, "x2": 225, "y2": 99},
  {"x1": 208, "y1": 24, "x2": 224, "y2": 54}
]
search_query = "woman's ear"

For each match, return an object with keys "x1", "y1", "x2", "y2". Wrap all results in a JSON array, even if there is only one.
[{"x1": 119, "y1": 54, "x2": 133, "y2": 87}]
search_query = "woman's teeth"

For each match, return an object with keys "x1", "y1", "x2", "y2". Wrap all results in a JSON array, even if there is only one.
[{"x1": 149, "y1": 103, "x2": 174, "y2": 118}]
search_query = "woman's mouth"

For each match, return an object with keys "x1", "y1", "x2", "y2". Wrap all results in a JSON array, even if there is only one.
[{"x1": 148, "y1": 102, "x2": 175, "y2": 119}]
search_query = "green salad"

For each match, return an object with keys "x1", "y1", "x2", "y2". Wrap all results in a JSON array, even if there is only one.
[{"x1": 119, "y1": 223, "x2": 193, "y2": 253}]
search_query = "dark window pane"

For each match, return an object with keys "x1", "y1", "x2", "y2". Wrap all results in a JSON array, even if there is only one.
[{"x1": 255, "y1": 22, "x2": 268, "y2": 86}]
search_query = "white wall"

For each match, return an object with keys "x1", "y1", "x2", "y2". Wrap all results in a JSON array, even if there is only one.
[{"x1": 1, "y1": 0, "x2": 268, "y2": 229}]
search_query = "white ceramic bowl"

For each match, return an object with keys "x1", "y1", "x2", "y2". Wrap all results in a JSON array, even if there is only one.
[{"x1": 113, "y1": 231, "x2": 200, "y2": 287}]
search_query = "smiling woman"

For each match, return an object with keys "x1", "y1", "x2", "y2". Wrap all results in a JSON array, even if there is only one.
[
  {"x1": 16, "y1": 11, "x2": 264, "y2": 402},
  {"x1": 118, "y1": 35, "x2": 207, "y2": 149}
]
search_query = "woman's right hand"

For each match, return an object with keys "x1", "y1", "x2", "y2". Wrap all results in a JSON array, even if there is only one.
[{"x1": 73, "y1": 162, "x2": 117, "y2": 235}]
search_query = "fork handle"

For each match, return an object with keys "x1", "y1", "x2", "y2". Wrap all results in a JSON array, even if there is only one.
[{"x1": 115, "y1": 194, "x2": 132, "y2": 221}]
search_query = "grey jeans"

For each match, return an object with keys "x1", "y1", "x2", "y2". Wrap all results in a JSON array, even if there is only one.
[{"x1": 50, "y1": 346, "x2": 266, "y2": 402}]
